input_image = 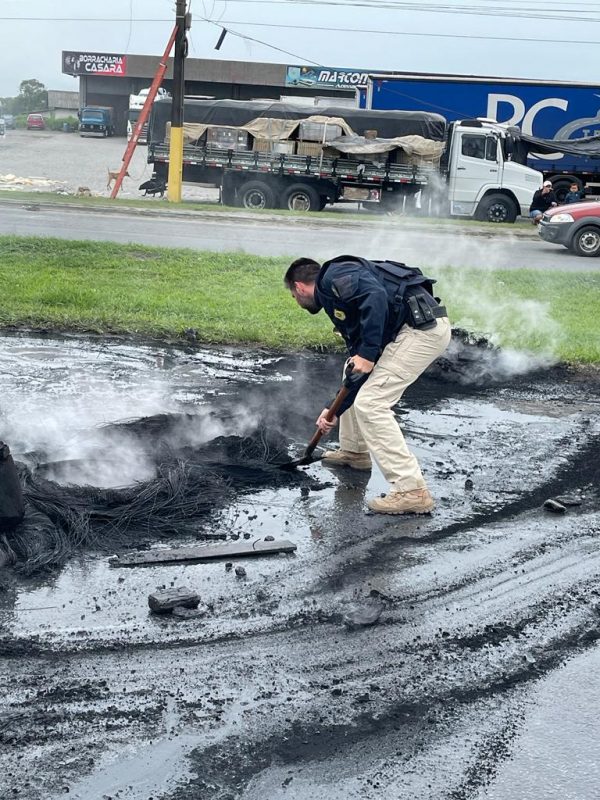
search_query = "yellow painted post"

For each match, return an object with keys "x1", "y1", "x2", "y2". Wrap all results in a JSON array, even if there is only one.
[{"x1": 167, "y1": 125, "x2": 184, "y2": 202}]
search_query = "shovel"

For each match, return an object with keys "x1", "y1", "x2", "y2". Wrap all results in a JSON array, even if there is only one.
[{"x1": 279, "y1": 364, "x2": 355, "y2": 470}]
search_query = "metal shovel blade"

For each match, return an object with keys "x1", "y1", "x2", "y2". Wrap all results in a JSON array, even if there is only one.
[
  {"x1": 278, "y1": 450, "x2": 323, "y2": 470},
  {"x1": 279, "y1": 372, "x2": 352, "y2": 470}
]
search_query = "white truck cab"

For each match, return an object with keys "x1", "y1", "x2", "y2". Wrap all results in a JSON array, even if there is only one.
[{"x1": 447, "y1": 119, "x2": 542, "y2": 222}]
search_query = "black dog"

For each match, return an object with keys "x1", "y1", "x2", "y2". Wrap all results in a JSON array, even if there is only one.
[{"x1": 139, "y1": 176, "x2": 167, "y2": 198}]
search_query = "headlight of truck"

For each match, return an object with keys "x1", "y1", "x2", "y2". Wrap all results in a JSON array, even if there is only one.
[{"x1": 549, "y1": 213, "x2": 574, "y2": 223}]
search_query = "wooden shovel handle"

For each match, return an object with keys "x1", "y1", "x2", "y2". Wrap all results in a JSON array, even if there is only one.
[{"x1": 304, "y1": 384, "x2": 351, "y2": 457}]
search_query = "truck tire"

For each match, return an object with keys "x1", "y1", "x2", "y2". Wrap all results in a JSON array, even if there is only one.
[
  {"x1": 282, "y1": 183, "x2": 321, "y2": 212},
  {"x1": 476, "y1": 193, "x2": 518, "y2": 223},
  {"x1": 238, "y1": 180, "x2": 275, "y2": 210},
  {"x1": 571, "y1": 225, "x2": 600, "y2": 257}
]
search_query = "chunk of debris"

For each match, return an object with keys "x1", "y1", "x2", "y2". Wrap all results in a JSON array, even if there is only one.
[
  {"x1": 172, "y1": 605, "x2": 207, "y2": 620},
  {"x1": 543, "y1": 499, "x2": 567, "y2": 514},
  {"x1": 554, "y1": 494, "x2": 583, "y2": 507},
  {"x1": 0, "y1": 441, "x2": 25, "y2": 531},
  {"x1": 235, "y1": 566, "x2": 247, "y2": 578},
  {"x1": 342, "y1": 598, "x2": 384, "y2": 630},
  {"x1": 148, "y1": 587, "x2": 200, "y2": 614}
]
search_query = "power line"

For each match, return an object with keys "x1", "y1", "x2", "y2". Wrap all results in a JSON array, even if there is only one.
[
  {"x1": 202, "y1": 18, "x2": 600, "y2": 45},
  {"x1": 3, "y1": 13, "x2": 597, "y2": 47},
  {"x1": 200, "y1": 17, "x2": 321, "y2": 64},
  {"x1": 211, "y1": 1, "x2": 600, "y2": 23},
  {"x1": 4, "y1": 1, "x2": 600, "y2": 22},
  {"x1": 222, "y1": 0, "x2": 600, "y2": 20}
]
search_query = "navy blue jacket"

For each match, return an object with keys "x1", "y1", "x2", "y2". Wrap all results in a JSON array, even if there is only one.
[
  {"x1": 314, "y1": 255, "x2": 435, "y2": 414},
  {"x1": 564, "y1": 190, "x2": 584, "y2": 204}
]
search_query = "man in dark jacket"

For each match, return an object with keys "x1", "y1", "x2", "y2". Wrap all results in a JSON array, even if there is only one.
[
  {"x1": 529, "y1": 181, "x2": 557, "y2": 224},
  {"x1": 284, "y1": 255, "x2": 451, "y2": 515}
]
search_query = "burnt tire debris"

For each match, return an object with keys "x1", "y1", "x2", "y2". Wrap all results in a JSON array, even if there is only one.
[{"x1": 0, "y1": 421, "x2": 313, "y2": 575}]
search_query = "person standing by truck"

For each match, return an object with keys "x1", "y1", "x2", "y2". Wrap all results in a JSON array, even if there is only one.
[
  {"x1": 529, "y1": 181, "x2": 557, "y2": 224},
  {"x1": 285, "y1": 255, "x2": 451, "y2": 515}
]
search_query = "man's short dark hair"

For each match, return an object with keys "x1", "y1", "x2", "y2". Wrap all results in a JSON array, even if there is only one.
[{"x1": 284, "y1": 258, "x2": 321, "y2": 288}]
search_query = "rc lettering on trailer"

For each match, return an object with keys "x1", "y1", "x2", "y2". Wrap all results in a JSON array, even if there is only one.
[
  {"x1": 485, "y1": 92, "x2": 600, "y2": 149},
  {"x1": 369, "y1": 77, "x2": 600, "y2": 175}
]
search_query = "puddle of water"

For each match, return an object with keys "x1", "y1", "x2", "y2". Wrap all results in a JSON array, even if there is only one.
[{"x1": 59, "y1": 731, "x2": 200, "y2": 800}]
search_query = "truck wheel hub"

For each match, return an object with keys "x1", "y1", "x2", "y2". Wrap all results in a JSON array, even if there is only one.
[
  {"x1": 245, "y1": 191, "x2": 266, "y2": 209},
  {"x1": 288, "y1": 193, "x2": 311, "y2": 211},
  {"x1": 488, "y1": 202, "x2": 508, "y2": 222}
]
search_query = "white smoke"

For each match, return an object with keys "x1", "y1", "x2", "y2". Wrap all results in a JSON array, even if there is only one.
[
  {"x1": 352, "y1": 204, "x2": 563, "y2": 377},
  {"x1": 0, "y1": 339, "x2": 266, "y2": 489}
]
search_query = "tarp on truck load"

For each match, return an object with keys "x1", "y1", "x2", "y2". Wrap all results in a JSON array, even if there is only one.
[
  {"x1": 514, "y1": 131, "x2": 600, "y2": 159},
  {"x1": 327, "y1": 134, "x2": 444, "y2": 159},
  {"x1": 168, "y1": 115, "x2": 355, "y2": 145},
  {"x1": 150, "y1": 98, "x2": 447, "y2": 144}
]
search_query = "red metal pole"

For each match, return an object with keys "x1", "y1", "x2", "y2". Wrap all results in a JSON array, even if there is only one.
[{"x1": 111, "y1": 25, "x2": 178, "y2": 199}]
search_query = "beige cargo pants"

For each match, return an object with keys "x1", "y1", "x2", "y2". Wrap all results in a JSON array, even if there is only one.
[{"x1": 339, "y1": 317, "x2": 451, "y2": 491}]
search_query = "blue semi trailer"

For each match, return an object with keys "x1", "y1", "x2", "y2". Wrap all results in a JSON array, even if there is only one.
[{"x1": 365, "y1": 73, "x2": 600, "y2": 201}]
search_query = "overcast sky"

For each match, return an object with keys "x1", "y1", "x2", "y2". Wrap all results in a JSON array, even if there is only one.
[{"x1": 1, "y1": 0, "x2": 599, "y2": 96}]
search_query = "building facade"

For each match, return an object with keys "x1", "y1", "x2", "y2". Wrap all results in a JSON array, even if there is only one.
[{"x1": 62, "y1": 52, "x2": 365, "y2": 135}]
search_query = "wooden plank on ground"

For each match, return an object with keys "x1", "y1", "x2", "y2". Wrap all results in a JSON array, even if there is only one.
[{"x1": 109, "y1": 538, "x2": 297, "y2": 568}]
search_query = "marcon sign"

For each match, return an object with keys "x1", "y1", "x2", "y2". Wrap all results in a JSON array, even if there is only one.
[{"x1": 286, "y1": 66, "x2": 377, "y2": 91}]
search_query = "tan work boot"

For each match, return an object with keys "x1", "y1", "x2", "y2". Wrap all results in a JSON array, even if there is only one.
[
  {"x1": 322, "y1": 449, "x2": 372, "y2": 471},
  {"x1": 368, "y1": 487, "x2": 434, "y2": 515}
]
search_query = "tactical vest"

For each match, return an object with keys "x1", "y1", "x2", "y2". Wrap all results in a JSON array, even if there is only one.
[{"x1": 322, "y1": 255, "x2": 444, "y2": 331}]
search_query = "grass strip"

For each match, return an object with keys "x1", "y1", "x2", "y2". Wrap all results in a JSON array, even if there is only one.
[
  {"x1": 0, "y1": 236, "x2": 598, "y2": 362},
  {"x1": 0, "y1": 190, "x2": 531, "y2": 229}
]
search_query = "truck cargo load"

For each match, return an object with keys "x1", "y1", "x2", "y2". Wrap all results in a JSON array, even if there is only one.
[
  {"x1": 149, "y1": 99, "x2": 447, "y2": 145},
  {"x1": 146, "y1": 98, "x2": 543, "y2": 221}
]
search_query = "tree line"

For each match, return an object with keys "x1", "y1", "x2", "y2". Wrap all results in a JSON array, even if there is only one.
[{"x1": 1, "y1": 80, "x2": 48, "y2": 115}]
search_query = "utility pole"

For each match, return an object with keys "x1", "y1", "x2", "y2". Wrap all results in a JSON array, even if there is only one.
[{"x1": 167, "y1": 0, "x2": 189, "y2": 202}]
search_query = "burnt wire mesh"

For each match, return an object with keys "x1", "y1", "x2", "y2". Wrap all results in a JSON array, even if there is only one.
[{"x1": 1, "y1": 417, "x2": 303, "y2": 575}]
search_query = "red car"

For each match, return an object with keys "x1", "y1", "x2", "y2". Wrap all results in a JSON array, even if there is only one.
[
  {"x1": 538, "y1": 200, "x2": 600, "y2": 257},
  {"x1": 26, "y1": 113, "x2": 45, "y2": 130}
]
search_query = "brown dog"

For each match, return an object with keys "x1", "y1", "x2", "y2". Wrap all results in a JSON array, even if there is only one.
[{"x1": 106, "y1": 168, "x2": 130, "y2": 190}]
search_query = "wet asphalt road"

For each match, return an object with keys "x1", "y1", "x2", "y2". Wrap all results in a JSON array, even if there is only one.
[
  {"x1": 0, "y1": 333, "x2": 599, "y2": 799},
  {"x1": 1, "y1": 203, "x2": 599, "y2": 272},
  {"x1": 1, "y1": 129, "x2": 597, "y2": 270}
]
